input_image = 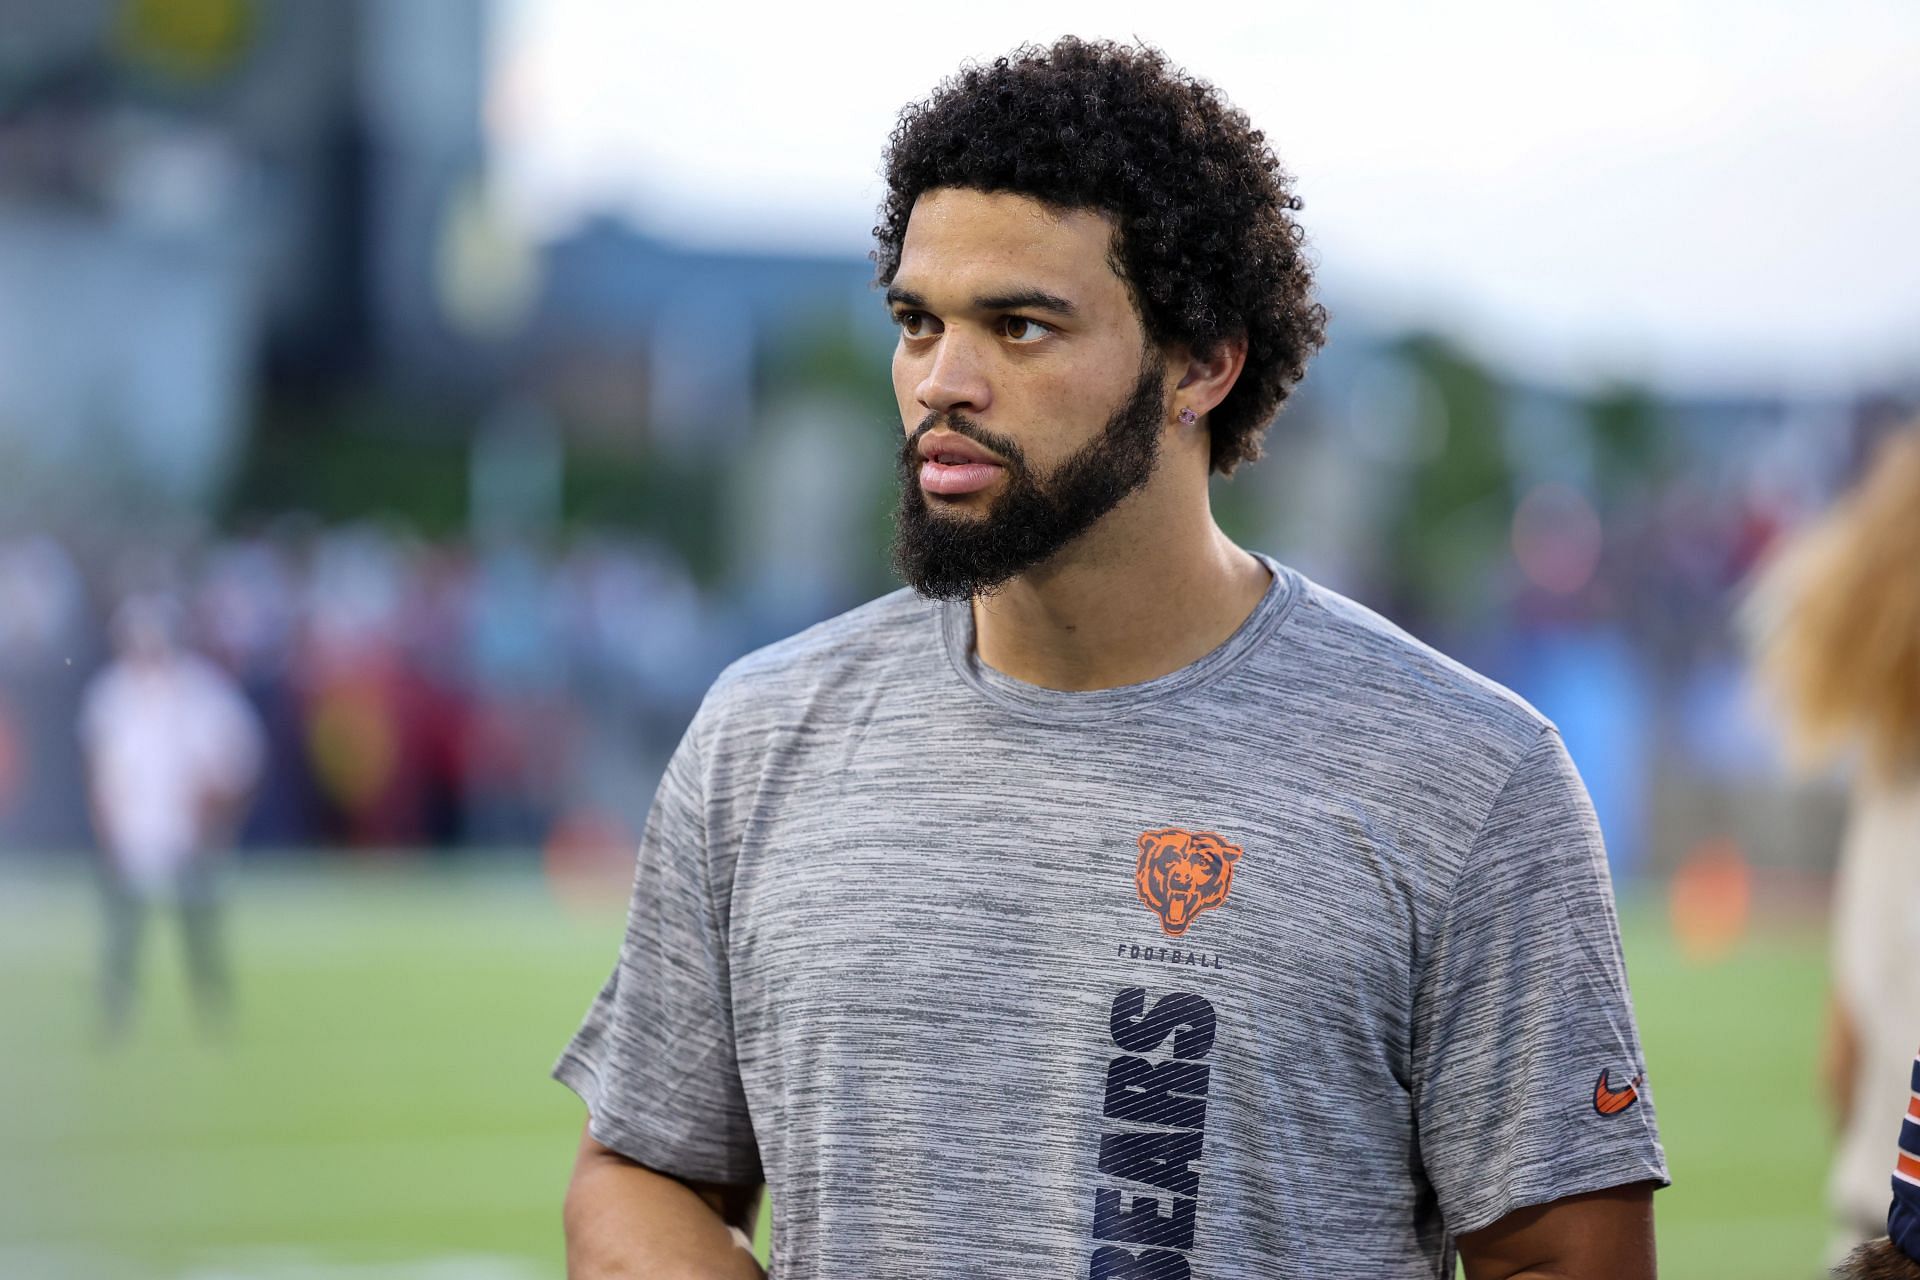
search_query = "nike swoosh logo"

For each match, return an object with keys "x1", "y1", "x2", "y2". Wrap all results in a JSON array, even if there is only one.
[{"x1": 1593, "y1": 1068, "x2": 1642, "y2": 1116}]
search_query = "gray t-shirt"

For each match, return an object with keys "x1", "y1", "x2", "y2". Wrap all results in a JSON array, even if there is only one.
[{"x1": 553, "y1": 555, "x2": 1668, "y2": 1278}]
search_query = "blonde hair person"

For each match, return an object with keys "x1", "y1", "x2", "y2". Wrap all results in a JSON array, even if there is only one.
[{"x1": 1747, "y1": 422, "x2": 1920, "y2": 1261}]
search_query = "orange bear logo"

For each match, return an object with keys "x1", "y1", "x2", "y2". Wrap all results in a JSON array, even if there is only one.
[{"x1": 1135, "y1": 827, "x2": 1243, "y2": 936}]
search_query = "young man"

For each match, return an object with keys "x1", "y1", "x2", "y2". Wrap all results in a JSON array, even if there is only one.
[{"x1": 555, "y1": 38, "x2": 1666, "y2": 1278}]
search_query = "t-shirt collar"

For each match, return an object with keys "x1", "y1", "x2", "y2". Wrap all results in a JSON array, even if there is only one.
[{"x1": 936, "y1": 551, "x2": 1299, "y2": 725}]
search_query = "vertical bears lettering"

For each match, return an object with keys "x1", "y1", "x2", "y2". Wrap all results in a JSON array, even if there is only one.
[
  {"x1": 1086, "y1": 987, "x2": 1217, "y2": 1278},
  {"x1": 1109, "y1": 987, "x2": 1216, "y2": 1059},
  {"x1": 1104, "y1": 1057, "x2": 1210, "y2": 1130}
]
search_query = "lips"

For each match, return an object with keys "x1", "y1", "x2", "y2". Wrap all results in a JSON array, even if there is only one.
[
  {"x1": 916, "y1": 431, "x2": 1005, "y2": 496},
  {"x1": 916, "y1": 432, "x2": 1003, "y2": 467}
]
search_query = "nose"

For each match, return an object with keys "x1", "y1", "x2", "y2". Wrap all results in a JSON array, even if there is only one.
[{"x1": 914, "y1": 330, "x2": 992, "y2": 418}]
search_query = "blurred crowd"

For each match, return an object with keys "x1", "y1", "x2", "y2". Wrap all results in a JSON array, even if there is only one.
[
  {"x1": 0, "y1": 521, "x2": 732, "y2": 860},
  {"x1": 0, "y1": 403, "x2": 1905, "y2": 878}
]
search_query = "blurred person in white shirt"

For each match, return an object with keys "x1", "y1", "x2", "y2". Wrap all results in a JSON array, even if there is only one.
[
  {"x1": 78, "y1": 592, "x2": 264, "y2": 1042},
  {"x1": 1748, "y1": 422, "x2": 1920, "y2": 1262}
]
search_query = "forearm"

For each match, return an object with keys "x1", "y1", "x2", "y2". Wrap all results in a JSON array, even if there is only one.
[
  {"x1": 1456, "y1": 1182, "x2": 1657, "y2": 1280},
  {"x1": 1464, "y1": 1261, "x2": 1650, "y2": 1280},
  {"x1": 564, "y1": 1130, "x2": 764, "y2": 1280}
]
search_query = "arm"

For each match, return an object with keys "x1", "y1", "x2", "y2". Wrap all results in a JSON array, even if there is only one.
[
  {"x1": 563, "y1": 1122, "x2": 765, "y2": 1280},
  {"x1": 1412, "y1": 731, "x2": 1669, "y2": 1261},
  {"x1": 193, "y1": 667, "x2": 265, "y2": 853},
  {"x1": 554, "y1": 707, "x2": 766, "y2": 1277},
  {"x1": 1455, "y1": 1181, "x2": 1658, "y2": 1280},
  {"x1": 1825, "y1": 989, "x2": 1862, "y2": 1134}
]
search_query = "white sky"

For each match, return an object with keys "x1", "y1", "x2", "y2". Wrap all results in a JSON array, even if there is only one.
[{"x1": 486, "y1": 0, "x2": 1920, "y2": 396}]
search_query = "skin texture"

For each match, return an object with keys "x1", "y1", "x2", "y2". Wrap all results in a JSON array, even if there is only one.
[
  {"x1": 1455, "y1": 1182, "x2": 1658, "y2": 1280},
  {"x1": 889, "y1": 340, "x2": 1168, "y2": 601},
  {"x1": 874, "y1": 37, "x2": 1327, "y2": 474},
  {"x1": 889, "y1": 186, "x2": 1265, "y2": 693},
  {"x1": 563, "y1": 1124, "x2": 764, "y2": 1280}
]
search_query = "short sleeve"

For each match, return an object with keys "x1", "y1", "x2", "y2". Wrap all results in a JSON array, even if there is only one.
[
  {"x1": 551, "y1": 711, "x2": 763, "y2": 1185},
  {"x1": 1411, "y1": 726, "x2": 1669, "y2": 1237}
]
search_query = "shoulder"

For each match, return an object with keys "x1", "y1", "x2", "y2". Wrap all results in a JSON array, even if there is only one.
[
  {"x1": 1252, "y1": 566, "x2": 1557, "y2": 840},
  {"x1": 1276, "y1": 569, "x2": 1549, "y2": 756},
  {"x1": 713, "y1": 586, "x2": 931, "y2": 694},
  {"x1": 694, "y1": 586, "x2": 935, "y2": 740}
]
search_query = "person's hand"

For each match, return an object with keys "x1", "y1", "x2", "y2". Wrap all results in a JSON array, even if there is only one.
[{"x1": 194, "y1": 784, "x2": 250, "y2": 852}]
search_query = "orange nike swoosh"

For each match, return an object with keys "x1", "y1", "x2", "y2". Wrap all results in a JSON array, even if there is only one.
[{"x1": 1593, "y1": 1068, "x2": 1641, "y2": 1116}]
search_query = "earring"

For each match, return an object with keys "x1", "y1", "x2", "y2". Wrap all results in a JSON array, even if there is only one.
[{"x1": 1177, "y1": 407, "x2": 1198, "y2": 426}]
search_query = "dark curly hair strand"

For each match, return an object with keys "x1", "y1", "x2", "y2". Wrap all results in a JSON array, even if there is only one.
[{"x1": 873, "y1": 37, "x2": 1328, "y2": 475}]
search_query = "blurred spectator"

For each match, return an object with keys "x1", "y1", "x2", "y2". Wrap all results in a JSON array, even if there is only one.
[
  {"x1": 0, "y1": 521, "x2": 739, "y2": 864},
  {"x1": 78, "y1": 592, "x2": 263, "y2": 1042},
  {"x1": 0, "y1": 534, "x2": 92, "y2": 851},
  {"x1": 1746, "y1": 422, "x2": 1920, "y2": 1260}
]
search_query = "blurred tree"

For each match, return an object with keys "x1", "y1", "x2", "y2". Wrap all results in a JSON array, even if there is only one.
[
  {"x1": 1209, "y1": 466, "x2": 1268, "y2": 553},
  {"x1": 226, "y1": 396, "x2": 470, "y2": 537},
  {"x1": 1586, "y1": 381, "x2": 1671, "y2": 506},
  {"x1": 563, "y1": 448, "x2": 728, "y2": 586},
  {"x1": 1381, "y1": 332, "x2": 1515, "y2": 636},
  {"x1": 229, "y1": 396, "x2": 738, "y2": 585},
  {"x1": 758, "y1": 307, "x2": 901, "y2": 596}
]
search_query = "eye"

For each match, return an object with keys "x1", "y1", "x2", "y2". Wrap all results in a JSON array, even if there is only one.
[
  {"x1": 893, "y1": 310, "x2": 941, "y2": 339},
  {"x1": 999, "y1": 316, "x2": 1053, "y2": 344}
]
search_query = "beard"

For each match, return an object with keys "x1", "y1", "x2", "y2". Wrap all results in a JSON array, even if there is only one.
[{"x1": 890, "y1": 347, "x2": 1169, "y2": 601}]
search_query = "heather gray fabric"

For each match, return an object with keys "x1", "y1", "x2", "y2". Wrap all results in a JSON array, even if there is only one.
[{"x1": 553, "y1": 554, "x2": 1668, "y2": 1278}]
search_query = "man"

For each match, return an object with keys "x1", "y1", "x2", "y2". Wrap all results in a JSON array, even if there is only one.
[
  {"x1": 80, "y1": 592, "x2": 263, "y2": 1041},
  {"x1": 555, "y1": 38, "x2": 1667, "y2": 1278}
]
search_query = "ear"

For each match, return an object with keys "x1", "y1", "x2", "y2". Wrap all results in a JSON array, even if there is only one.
[{"x1": 1171, "y1": 333, "x2": 1248, "y2": 425}]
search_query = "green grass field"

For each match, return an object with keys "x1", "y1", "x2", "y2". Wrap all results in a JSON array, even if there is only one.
[{"x1": 0, "y1": 861, "x2": 1832, "y2": 1279}]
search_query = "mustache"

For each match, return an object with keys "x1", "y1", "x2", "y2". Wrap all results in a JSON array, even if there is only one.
[{"x1": 903, "y1": 412, "x2": 1029, "y2": 473}]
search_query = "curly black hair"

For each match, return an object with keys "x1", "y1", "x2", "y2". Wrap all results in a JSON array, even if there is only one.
[{"x1": 873, "y1": 37, "x2": 1327, "y2": 475}]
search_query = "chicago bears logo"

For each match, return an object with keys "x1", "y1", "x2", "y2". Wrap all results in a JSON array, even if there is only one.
[{"x1": 1135, "y1": 828, "x2": 1243, "y2": 936}]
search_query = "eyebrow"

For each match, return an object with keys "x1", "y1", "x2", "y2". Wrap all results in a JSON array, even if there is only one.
[{"x1": 885, "y1": 285, "x2": 1079, "y2": 318}]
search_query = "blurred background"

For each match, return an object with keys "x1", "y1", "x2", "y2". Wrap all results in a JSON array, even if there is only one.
[{"x1": 0, "y1": 1, "x2": 1916, "y2": 1277}]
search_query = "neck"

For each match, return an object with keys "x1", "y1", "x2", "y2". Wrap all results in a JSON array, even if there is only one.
[{"x1": 967, "y1": 487, "x2": 1272, "y2": 691}]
